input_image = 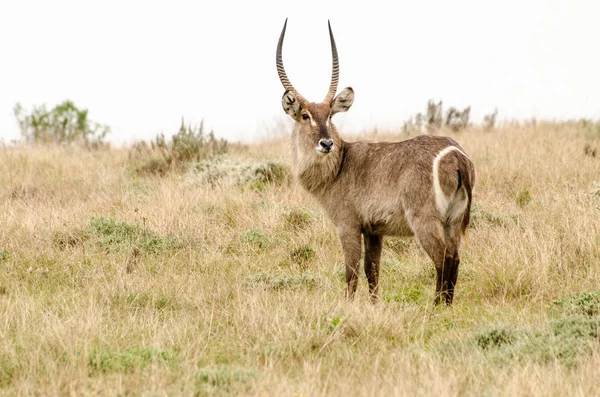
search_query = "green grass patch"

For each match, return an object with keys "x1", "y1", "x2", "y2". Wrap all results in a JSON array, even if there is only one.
[
  {"x1": 459, "y1": 290, "x2": 600, "y2": 368},
  {"x1": 551, "y1": 290, "x2": 600, "y2": 317},
  {"x1": 0, "y1": 249, "x2": 10, "y2": 263},
  {"x1": 51, "y1": 216, "x2": 183, "y2": 254},
  {"x1": 284, "y1": 209, "x2": 313, "y2": 230},
  {"x1": 0, "y1": 355, "x2": 18, "y2": 388},
  {"x1": 88, "y1": 346, "x2": 179, "y2": 375},
  {"x1": 289, "y1": 245, "x2": 315, "y2": 264},
  {"x1": 474, "y1": 327, "x2": 518, "y2": 350},
  {"x1": 385, "y1": 287, "x2": 426, "y2": 304},
  {"x1": 195, "y1": 364, "x2": 258, "y2": 394},
  {"x1": 243, "y1": 229, "x2": 270, "y2": 249},
  {"x1": 516, "y1": 187, "x2": 532, "y2": 208},
  {"x1": 89, "y1": 216, "x2": 182, "y2": 254}
]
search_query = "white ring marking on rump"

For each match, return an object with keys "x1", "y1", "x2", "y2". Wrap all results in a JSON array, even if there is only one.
[{"x1": 432, "y1": 146, "x2": 468, "y2": 216}]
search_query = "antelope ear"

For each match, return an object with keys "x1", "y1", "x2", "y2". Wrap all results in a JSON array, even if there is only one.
[
  {"x1": 281, "y1": 90, "x2": 301, "y2": 119},
  {"x1": 331, "y1": 87, "x2": 354, "y2": 115}
]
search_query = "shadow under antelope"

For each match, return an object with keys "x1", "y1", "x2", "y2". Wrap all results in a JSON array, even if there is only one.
[{"x1": 275, "y1": 19, "x2": 475, "y2": 305}]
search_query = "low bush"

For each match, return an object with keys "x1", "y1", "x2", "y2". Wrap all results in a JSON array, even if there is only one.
[
  {"x1": 14, "y1": 100, "x2": 110, "y2": 147},
  {"x1": 130, "y1": 118, "x2": 227, "y2": 175}
]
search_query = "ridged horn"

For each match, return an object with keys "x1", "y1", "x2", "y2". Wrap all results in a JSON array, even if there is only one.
[
  {"x1": 323, "y1": 20, "x2": 339, "y2": 104},
  {"x1": 276, "y1": 19, "x2": 306, "y2": 104}
]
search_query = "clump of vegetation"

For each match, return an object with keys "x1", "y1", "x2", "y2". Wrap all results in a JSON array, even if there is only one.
[
  {"x1": 187, "y1": 156, "x2": 290, "y2": 190},
  {"x1": 88, "y1": 346, "x2": 179, "y2": 375},
  {"x1": 402, "y1": 113, "x2": 425, "y2": 135},
  {"x1": 14, "y1": 100, "x2": 110, "y2": 146},
  {"x1": 584, "y1": 144, "x2": 597, "y2": 157},
  {"x1": 251, "y1": 161, "x2": 289, "y2": 190},
  {"x1": 551, "y1": 290, "x2": 600, "y2": 317},
  {"x1": 130, "y1": 118, "x2": 227, "y2": 176},
  {"x1": 89, "y1": 216, "x2": 181, "y2": 254},
  {"x1": 284, "y1": 209, "x2": 313, "y2": 230},
  {"x1": 289, "y1": 245, "x2": 316, "y2": 264},
  {"x1": 196, "y1": 365, "x2": 258, "y2": 394},
  {"x1": 467, "y1": 320, "x2": 600, "y2": 367},
  {"x1": 516, "y1": 187, "x2": 532, "y2": 208},
  {"x1": 53, "y1": 217, "x2": 182, "y2": 254},
  {"x1": 462, "y1": 290, "x2": 600, "y2": 368},
  {"x1": 385, "y1": 287, "x2": 425, "y2": 304},
  {"x1": 592, "y1": 182, "x2": 600, "y2": 197},
  {"x1": 426, "y1": 99, "x2": 444, "y2": 133},
  {"x1": 403, "y1": 99, "x2": 472, "y2": 134},
  {"x1": 475, "y1": 327, "x2": 518, "y2": 350},
  {"x1": 243, "y1": 229, "x2": 270, "y2": 249},
  {"x1": 445, "y1": 106, "x2": 471, "y2": 132},
  {"x1": 0, "y1": 250, "x2": 10, "y2": 263},
  {"x1": 580, "y1": 118, "x2": 600, "y2": 138},
  {"x1": 484, "y1": 108, "x2": 499, "y2": 131},
  {"x1": 0, "y1": 355, "x2": 17, "y2": 387}
]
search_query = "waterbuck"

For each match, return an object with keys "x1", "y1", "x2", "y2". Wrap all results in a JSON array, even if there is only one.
[{"x1": 275, "y1": 19, "x2": 475, "y2": 305}]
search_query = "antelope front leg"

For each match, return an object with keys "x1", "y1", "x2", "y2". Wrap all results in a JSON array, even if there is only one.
[
  {"x1": 338, "y1": 226, "x2": 362, "y2": 300},
  {"x1": 364, "y1": 234, "x2": 383, "y2": 303}
]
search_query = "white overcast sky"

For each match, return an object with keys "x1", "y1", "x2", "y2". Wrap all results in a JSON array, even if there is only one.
[{"x1": 1, "y1": 0, "x2": 599, "y2": 145}]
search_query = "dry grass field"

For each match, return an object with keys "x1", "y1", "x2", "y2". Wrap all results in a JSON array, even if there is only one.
[{"x1": 1, "y1": 123, "x2": 600, "y2": 396}]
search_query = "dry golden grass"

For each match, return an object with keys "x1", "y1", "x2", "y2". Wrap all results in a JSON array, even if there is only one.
[{"x1": 1, "y1": 123, "x2": 600, "y2": 396}]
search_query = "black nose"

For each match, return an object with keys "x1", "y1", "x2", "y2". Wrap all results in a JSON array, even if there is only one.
[{"x1": 319, "y1": 139, "x2": 334, "y2": 151}]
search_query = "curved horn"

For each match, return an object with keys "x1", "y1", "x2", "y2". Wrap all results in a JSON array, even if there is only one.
[
  {"x1": 276, "y1": 19, "x2": 306, "y2": 104},
  {"x1": 323, "y1": 20, "x2": 339, "y2": 103}
]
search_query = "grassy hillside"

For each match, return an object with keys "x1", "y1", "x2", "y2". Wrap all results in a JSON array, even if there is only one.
[{"x1": 1, "y1": 123, "x2": 600, "y2": 396}]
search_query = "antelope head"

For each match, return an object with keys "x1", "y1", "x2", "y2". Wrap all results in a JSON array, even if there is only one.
[{"x1": 276, "y1": 19, "x2": 354, "y2": 157}]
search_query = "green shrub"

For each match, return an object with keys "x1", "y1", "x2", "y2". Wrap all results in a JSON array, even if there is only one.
[
  {"x1": 88, "y1": 346, "x2": 178, "y2": 374},
  {"x1": 243, "y1": 229, "x2": 270, "y2": 249},
  {"x1": 188, "y1": 155, "x2": 290, "y2": 189},
  {"x1": 0, "y1": 250, "x2": 10, "y2": 262},
  {"x1": 88, "y1": 216, "x2": 182, "y2": 254},
  {"x1": 14, "y1": 100, "x2": 110, "y2": 146},
  {"x1": 385, "y1": 287, "x2": 426, "y2": 304},
  {"x1": 195, "y1": 365, "x2": 258, "y2": 393},
  {"x1": 516, "y1": 187, "x2": 532, "y2": 208},
  {"x1": 284, "y1": 209, "x2": 313, "y2": 230},
  {"x1": 551, "y1": 291, "x2": 600, "y2": 317},
  {"x1": 289, "y1": 245, "x2": 315, "y2": 264},
  {"x1": 464, "y1": 292, "x2": 600, "y2": 368},
  {"x1": 475, "y1": 327, "x2": 518, "y2": 350},
  {"x1": 0, "y1": 355, "x2": 17, "y2": 387},
  {"x1": 130, "y1": 118, "x2": 227, "y2": 175},
  {"x1": 551, "y1": 317, "x2": 600, "y2": 339}
]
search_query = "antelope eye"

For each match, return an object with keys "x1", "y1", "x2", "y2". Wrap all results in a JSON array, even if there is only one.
[{"x1": 302, "y1": 114, "x2": 310, "y2": 120}]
